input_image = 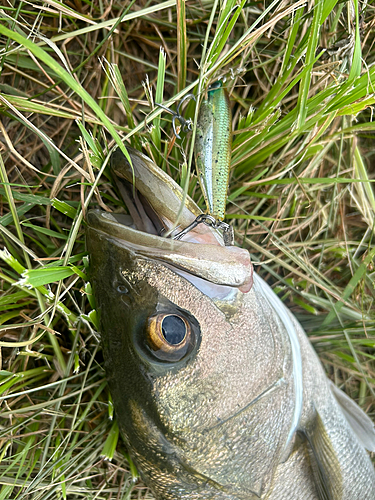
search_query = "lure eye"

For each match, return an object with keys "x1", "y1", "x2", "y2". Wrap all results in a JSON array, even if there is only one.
[
  {"x1": 209, "y1": 80, "x2": 223, "y2": 91},
  {"x1": 146, "y1": 314, "x2": 193, "y2": 362}
]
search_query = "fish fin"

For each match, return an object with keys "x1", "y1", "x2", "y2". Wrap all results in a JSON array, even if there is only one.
[
  {"x1": 301, "y1": 409, "x2": 342, "y2": 500},
  {"x1": 329, "y1": 381, "x2": 375, "y2": 452}
]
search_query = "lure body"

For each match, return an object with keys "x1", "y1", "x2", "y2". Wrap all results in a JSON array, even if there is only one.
[{"x1": 195, "y1": 80, "x2": 232, "y2": 221}]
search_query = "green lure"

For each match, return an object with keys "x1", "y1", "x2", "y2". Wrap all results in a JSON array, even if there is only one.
[{"x1": 194, "y1": 80, "x2": 232, "y2": 221}]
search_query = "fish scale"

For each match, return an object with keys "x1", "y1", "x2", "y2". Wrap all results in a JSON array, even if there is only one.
[{"x1": 195, "y1": 81, "x2": 232, "y2": 221}]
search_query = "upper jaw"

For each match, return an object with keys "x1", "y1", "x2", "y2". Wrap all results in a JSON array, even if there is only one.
[{"x1": 86, "y1": 147, "x2": 253, "y2": 293}]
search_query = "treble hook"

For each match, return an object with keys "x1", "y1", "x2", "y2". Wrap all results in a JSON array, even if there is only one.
[
  {"x1": 156, "y1": 93, "x2": 196, "y2": 139},
  {"x1": 173, "y1": 214, "x2": 234, "y2": 246}
]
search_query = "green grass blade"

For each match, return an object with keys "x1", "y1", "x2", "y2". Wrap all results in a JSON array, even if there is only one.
[
  {"x1": 295, "y1": 0, "x2": 323, "y2": 129},
  {"x1": 322, "y1": 246, "x2": 375, "y2": 327},
  {"x1": 176, "y1": 0, "x2": 187, "y2": 93},
  {"x1": 348, "y1": 0, "x2": 362, "y2": 83}
]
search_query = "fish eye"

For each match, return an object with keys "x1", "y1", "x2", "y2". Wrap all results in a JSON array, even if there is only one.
[{"x1": 146, "y1": 313, "x2": 194, "y2": 362}]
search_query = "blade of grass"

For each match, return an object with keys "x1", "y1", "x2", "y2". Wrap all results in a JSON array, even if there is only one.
[
  {"x1": 176, "y1": 0, "x2": 187, "y2": 94},
  {"x1": 295, "y1": 0, "x2": 323, "y2": 130},
  {"x1": 152, "y1": 47, "x2": 166, "y2": 153},
  {"x1": 348, "y1": 0, "x2": 362, "y2": 83},
  {"x1": 322, "y1": 246, "x2": 375, "y2": 327}
]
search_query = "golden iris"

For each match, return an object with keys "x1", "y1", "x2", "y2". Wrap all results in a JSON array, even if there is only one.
[{"x1": 147, "y1": 314, "x2": 192, "y2": 361}]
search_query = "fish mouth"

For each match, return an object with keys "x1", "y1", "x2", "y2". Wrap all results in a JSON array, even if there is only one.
[{"x1": 87, "y1": 147, "x2": 253, "y2": 293}]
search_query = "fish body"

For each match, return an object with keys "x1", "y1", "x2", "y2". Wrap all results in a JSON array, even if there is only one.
[
  {"x1": 87, "y1": 147, "x2": 375, "y2": 500},
  {"x1": 195, "y1": 80, "x2": 232, "y2": 221}
]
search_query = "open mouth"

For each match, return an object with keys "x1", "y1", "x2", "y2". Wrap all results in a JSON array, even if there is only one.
[{"x1": 86, "y1": 147, "x2": 253, "y2": 293}]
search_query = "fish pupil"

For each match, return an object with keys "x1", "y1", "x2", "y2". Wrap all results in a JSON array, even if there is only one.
[{"x1": 161, "y1": 315, "x2": 186, "y2": 345}]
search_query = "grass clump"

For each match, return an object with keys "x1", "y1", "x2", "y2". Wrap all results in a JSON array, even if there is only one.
[{"x1": 0, "y1": 0, "x2": 374, "y2": 497}]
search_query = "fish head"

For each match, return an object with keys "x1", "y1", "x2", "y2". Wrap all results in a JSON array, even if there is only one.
[{"x1": 87, "y1": 148, "x2": 295, "y2": 499}]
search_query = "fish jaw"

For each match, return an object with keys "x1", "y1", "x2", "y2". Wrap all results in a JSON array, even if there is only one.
[
  {"x1": 92, "y1": 146, "x2": 253, "y2": 293},
  {"x1": 87, "y1": 209, "x2": 252, "y2": 294}
]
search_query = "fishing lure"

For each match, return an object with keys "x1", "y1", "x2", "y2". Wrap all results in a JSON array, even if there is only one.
[
  {"x1": 194, "y1": 80, "x2": 232, "y2": 223},
  {"x1": 176, "y1": 80, "x2": 234, "y2": 245},
  {"x1": 157, "y1": 80, "x2": 234, "y2": 245}
]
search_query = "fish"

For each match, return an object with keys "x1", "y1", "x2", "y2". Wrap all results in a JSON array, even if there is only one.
[
  {"x1": 86, "y1": 146, "x2": 375, "y2": 500},
  {"x1": 195, "y1": 80, "x2": 232, "y2": 221}
]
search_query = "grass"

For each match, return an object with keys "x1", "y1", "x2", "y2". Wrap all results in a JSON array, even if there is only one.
[{"x1": 0, "y1": 0, "x2": 375, "y2": 497}]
